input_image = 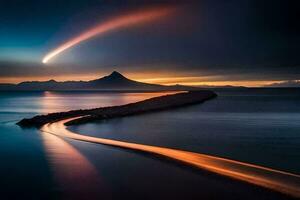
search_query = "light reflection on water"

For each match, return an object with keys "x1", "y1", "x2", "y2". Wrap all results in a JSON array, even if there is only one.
[
  {"x1": 0, "y1": 89, "x2": 300, "y2": 199},
  {"x1": 41, "y1": 132, "x2": 110, "y2": 199},
  {"x1": 42, "y1": 117, "x2": 300, "y2": 198},
  {"x1": 69, "y1": 89, "x2": 300, "y2": 174},
  {"x1": 0, "y1": 91, "x2": 177, "y2": 114},
  {"x1": 38, "y1": 92, "x2": 172, "y2": 199},
  {"x1": 40, "y1": 91, "x2": 178, "y2": 113}
]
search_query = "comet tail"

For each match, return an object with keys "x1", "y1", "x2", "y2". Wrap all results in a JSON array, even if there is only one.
[{"x1": 42, "y1": 7, "x2": 175, "y2": 63}]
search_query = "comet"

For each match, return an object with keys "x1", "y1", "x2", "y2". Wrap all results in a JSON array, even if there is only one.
[{"x1": 42, "y1": 6, "x2": 176, "y2": 63}]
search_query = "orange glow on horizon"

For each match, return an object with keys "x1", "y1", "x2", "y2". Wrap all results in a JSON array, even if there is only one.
[
  {"x1": 135, "y1": 77, "x2": 286, "y2": 87},
  {"x1": 0, "y1": 72, "x2": 294, "y2": 87},
  {"x1": 42, "y1": 6, "x2": 176, "y2": 63},
  {"x1": 0, "y1": 74, "x2": 291, "y2": 87}
]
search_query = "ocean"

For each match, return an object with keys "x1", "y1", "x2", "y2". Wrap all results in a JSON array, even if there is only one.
[{"x1": 0, "y1": 89, "x2": 299, "y2": 199}]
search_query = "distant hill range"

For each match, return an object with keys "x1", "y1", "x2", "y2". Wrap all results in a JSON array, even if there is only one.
[
  {"x1": 0, "y1": 71, "x2": 197, "y2": 91},
  {"x1": 265, "y1": 80, "x2": 300, "y2": 87}
]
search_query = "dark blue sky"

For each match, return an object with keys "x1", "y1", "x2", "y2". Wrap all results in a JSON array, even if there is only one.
[{"x1": 0, "y1": 0, "x2": 299, "y2": 85}]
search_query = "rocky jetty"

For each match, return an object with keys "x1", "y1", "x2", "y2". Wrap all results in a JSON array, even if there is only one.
[{"x1": 17, "y1": 90, "x2": 217, "y2": 127}]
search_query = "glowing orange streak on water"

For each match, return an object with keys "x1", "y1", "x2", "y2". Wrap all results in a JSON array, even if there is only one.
[
  {"x1": 42, "y1": 7, "x2": 175, "y2": 63},
  {"x1": 41, "y1": 117, "x2": 300, "y2": 198},
  {"x1": 41, "y1": 131, "x2": 109, "y2": 199}
]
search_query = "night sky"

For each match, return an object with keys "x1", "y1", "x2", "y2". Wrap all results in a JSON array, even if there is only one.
[{"x1": 0, "y1": 0, "x2": 299, "y2": 86}]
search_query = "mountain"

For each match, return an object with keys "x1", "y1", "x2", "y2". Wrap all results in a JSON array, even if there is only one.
[
  {"x1": 86, "y1": 71, "x2": 162, "y2": 89},
  {"x1": 0, "y1": 71, "x2": 196, "y2": 91}
]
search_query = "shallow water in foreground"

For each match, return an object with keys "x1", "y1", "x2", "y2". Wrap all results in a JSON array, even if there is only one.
[{"x1": 0, "y1": 89, "x2": 299, "y2": 199}]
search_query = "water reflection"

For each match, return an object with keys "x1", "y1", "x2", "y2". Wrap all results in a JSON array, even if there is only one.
[
  {"x1": 41, "y1": 132, "x2": 109, "y2": 199},
  {"x1": 39, "y1": 91, "x2": 179, "y2": 198},
  {"x1": 40, "y1": 91, "x2": 177, "y2": 113},
  {"x1": 42, "y1": 117, "x2": 300, "y2": 198}
]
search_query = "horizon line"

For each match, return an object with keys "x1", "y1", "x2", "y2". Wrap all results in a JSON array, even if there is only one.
[{"x1": 0, "y1": 71, "x2": 299, "y2": 88}]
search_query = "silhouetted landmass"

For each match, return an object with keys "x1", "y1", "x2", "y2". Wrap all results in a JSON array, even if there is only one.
[
  {"x1": 195, "y1": 85, "x2": 247, "y2": 89},
  {"x1": 265, "y1": 80, "x2": 300, "y2": 87},
  {"x1": 17, "y1": 90, "x2": 217, "y2": 127},
  {"x1": 0, "y1": 71, "x2": 196, "y2": 91}
]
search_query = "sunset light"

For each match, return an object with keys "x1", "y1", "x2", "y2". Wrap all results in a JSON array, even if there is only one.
[{"x1": 1, "y1": 1, "x2": 300, "y2": 199}]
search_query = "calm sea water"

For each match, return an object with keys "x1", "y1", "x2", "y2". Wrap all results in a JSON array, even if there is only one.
[{"x1": 0, "y1": 89, "x2": 299, "y2": 199}]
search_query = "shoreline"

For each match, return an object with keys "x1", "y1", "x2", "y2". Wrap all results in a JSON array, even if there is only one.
[{"x1": 17, "y1": 90, "x2": 217, "y2": 127}]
